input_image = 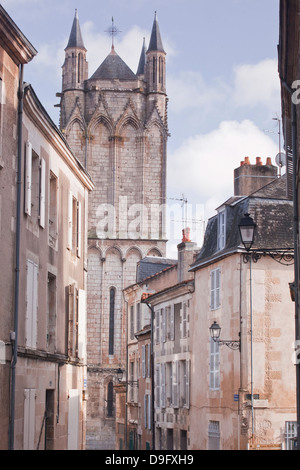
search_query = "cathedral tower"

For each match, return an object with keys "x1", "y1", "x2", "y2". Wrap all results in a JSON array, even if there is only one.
[{"x1": 59, "y1": 11, "x2": 168, "y2": 449}]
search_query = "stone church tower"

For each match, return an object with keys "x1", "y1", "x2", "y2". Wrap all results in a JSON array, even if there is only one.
[{"x1": 58, "y1": 11, "x2": 168, "y2": 449}]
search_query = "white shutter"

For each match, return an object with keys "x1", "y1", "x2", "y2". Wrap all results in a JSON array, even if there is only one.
[
  {"x1": 161, "y1": 362, "x2": 166, "y2": 408},
  {"x1": 170, "y1": 305, "x2": 174, "y2": 341},
  {"x1": 162, "y1": 308, "x2": 166, "y2": 342},
  {"x1": 148, "y1": 393, "x2": 151, "y2": 430},
  {"x1": 185, "y1": 360, "x2": 190, "y2": 409},
  {"x1": 210, "y1": 270, "x2": 215, "y2": 309},
  {"x1": 23, "y1": 389, "x2": 36, "y2": 450},
  {"x1": 147, "y1": 343, "x2": 151, "y2": 378},
  {"x1": 67, "y1": 190, "x2": 73, "y2": 250},
  {"x1": 26, "y1": 259, "x2": 38, "y2": 348},
  {"x1": 39, "y1": 158, "x2": 46, "y2": 228},
  {"x1": 142, "y1": 344, "x2": 146, "y2": 378},
  {"x1": 155, "y1": 310, "x2": 160, "y2": 343},
  {"x1": 172, "y1": 361, "x2": 179, "y2": 408},
  {"x1": 183, "y1": 302, "x2": 187, "y2": 337},
  {"x1": 25, "y1": 141, "x2": 32, "y2": 216},
  {"x1": 78, "y1": 289, "x2": 86, "y2": 360},
  {"x1": 77, "y1": 200, "x2": 82, "y2": 257},
  {"x1": 68, "y1": 389, "x2": 79, "y2": 450},
  {"x1": 144, "y1": 394, "x2": 147, "y2": 428},
  {"x1": 155, "y1": 364, "x2": 160, "y2": 408},
  {"x1": 216, "y1": 268, "x2": 220, "y2": 308}
]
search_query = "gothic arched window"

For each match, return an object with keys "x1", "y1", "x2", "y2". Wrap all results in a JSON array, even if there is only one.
[{"x1": 109, "y1": 287, "x2": 115, "y2": 355}]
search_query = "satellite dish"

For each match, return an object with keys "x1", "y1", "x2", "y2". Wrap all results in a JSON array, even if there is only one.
[{"x1": 275, "y1": 152, "x2": 286, "y2": 167}]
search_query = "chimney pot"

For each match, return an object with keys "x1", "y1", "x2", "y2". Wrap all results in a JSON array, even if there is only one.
[
  {"x1": 266, "y1": 157, "x2": 272, "y2": 165},
  {"x1": 256, "y1": 157, "x2": 262, "y2": 165},
  {"x1": 244, "y1": 156, "x2": 250, "y2": 165},
  {"x1": 182, "y1": 227, "x2": 191, "y2": 243}
]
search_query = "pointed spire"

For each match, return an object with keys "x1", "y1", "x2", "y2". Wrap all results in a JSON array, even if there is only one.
[
  {"x1": 147, "y1": 11, "x2": 165, "y2": 53},
  {"x1": 137, "y1": 37, "x2": 146, "y2": 75},
  {"x1": 65, "y1": 9, "x2": 86, "y2": 50}
]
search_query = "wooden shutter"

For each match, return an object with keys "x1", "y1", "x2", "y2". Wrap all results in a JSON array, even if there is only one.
[
  {"x1": 285, "y1": 116, "x2": 293, "y2": 200},
  {"x1": 77, "y1": 200, "x2": 82, "y2": 257},
  {"x1": 67, "y1": 190, "x2": 73, "y2": 250},
  {"x1": 26, "y1": 259, "x2": 38, "y2": 348},
  {"x1": 142, "y1": 344, "x2": 146, "y2": 378},
  {"x1": 23, "y1": 389, "x2": 36, "y2": 450},
  {"x1": 39, "y1": 158, "x2": 46, "y2": 228},
  {"x1": 77, "y1": 289, "x2": 86, "y2": 360},
  {"x1": 172, "y1": 361, "x2": 179, "y2": 408},
  {"x1": 161, "y1": 362, "x2": 166, "y2": 408},
  {"x1": 25, "y1": 141, "x2": 32, "y2": 216},
  {"x1": 170, "y1": 305, "x2": 175, "y2": 341}
]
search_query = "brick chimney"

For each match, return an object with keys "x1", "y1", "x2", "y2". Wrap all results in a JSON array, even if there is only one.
[
  {"x1": 177, "y1": 228, "x2": 197, "y2": 283},
  {"x1": 234, "y1": 157, "x2": 277, "y2": 196}
]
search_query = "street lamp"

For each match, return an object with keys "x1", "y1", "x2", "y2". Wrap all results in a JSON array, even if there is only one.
[
  {"x1": 238, "y1": 213, "x2": 256, "y2": 251},
  {"x1": 209, "y1": 321, "x2": 240, "y2": 351},
  {"x1": 238, "y1": 213, "x2": 294, "y2": 265}
]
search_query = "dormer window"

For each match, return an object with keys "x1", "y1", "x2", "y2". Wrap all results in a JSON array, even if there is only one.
[{"x1": 217, "y1": 208, "x2": 226, "y2": 251}]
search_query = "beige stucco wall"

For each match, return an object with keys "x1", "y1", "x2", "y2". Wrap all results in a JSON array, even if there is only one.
[{"x1": 190, "y1": 253, "x2": 296, "y2": 450}]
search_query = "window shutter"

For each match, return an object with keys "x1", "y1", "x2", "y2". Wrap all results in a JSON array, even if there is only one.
[
  {"x1": 155, "y1": 310, "x2": 160, "y2": 343},
  {"x1": 147, "y1": 343, "x2": 151, "y2": 378},
  {"x1": 210, "y1": 270, "x2": 215, "y2": 309},
  {"x1": 67, "y1": 190, "x2": 73, "y2": 250},
  {"x1": 216, "y1": 269, "x2": 220, "y2": 308},
  {"x1": 162, "y1": 308, "x2": 166, "y2": 342},
  {"x1": 39, "y1": 158, "x2": 46, "y2": 228},
  {"x1": 148, "y1": 393, "x2": 151, "y2": 430},
  {"x1": 182, "y1": 302, "x2": 187, "y2": 338},
  {"x1": 26, "y1": 259, "x2": 38, "y2": 349},
  {"x1": 23, "y1": 389, "x2": 36, "y2": 450},
  {"x1": 156, "y1": 364, "x2": 160, "y2": 408},
  {"x1": 144, "y1": 394, "x2": 147, "y2": 428},
  {"x1": 161, "y1": 363, "x2": 166, "y2": 408},
  {"x1": 172, "y1": 361, "x2": 179, "y2": 408},
  {"x1": 25, "y1": 141, "x2": 32, "y2": 216},
  {"x1": 185, "y1": 360, "x2": 190, "y2": 409},
  {"x1": 142, "y1": 344, "x2": 146, "y2": 378},
  {"x1": 77, "y1": 289, "x2": 86, "y2": 360},
  {"x1": 77, "y1": 200, "x2": 82, "y2": 257},
  {"x1": 170, "y1": 305, "x2": 174, "y2": 341}
]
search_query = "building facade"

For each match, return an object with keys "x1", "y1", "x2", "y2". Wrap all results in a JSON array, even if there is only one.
[
  {"x1": 57, "y1": 11, "x2": 169, "y2": 449},
  {"x1": 0, "y1": 5, "x2": 37, "y2": 449},
  {"x1": 0, "y1": 5, "x2": 94, "y2": 449},
  {"x1": 189, "y1": 159, "x2": 296, "y2": 450}
]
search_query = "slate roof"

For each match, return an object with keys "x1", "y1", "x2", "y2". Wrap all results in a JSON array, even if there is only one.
[
  {"x1": 190, "y1": 175, "x2": 293, "y2": 270},
  {"x1": 136, "y1": 256, "x2": 177, "y2": 283},
  {"x1": 65, "y1": 10, "x2": 86, "y2": 50},
  {"x1": 90, "y1": 47, "x2": 137, "y2": 80},
  {"x1": 137, "y1": 38, "x2": 146, "y2": 75},
  {"x1": 147, "y1": 12, "x2": 165, "y2": 53}
]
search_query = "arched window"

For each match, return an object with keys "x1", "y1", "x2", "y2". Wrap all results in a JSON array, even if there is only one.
[
  {"x1": 78, "y1": 53, "x2": 82, "y2": 83},
  {"x1": 107, "y1": 381, "x2": 114, "y2": 417},
  {"x1": 109, "y1": 287, "x2": 115, "y2": 355}
]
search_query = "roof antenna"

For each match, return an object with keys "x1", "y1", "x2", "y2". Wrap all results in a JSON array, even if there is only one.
[{"x1": 105, "y1": 17, "x2": 122, "y2": 50}]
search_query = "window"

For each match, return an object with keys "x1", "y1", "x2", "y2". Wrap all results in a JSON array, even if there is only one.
[
  {"x1": 161, "y1": 363, "x2": 166, "y2": 408},
  {"x1": 210, "y1": 268, "x2": 221, "y2": 310},
  {"x1": 217, "y1": 209, "x2": 226, "y2": 250},
  {"x1": 109, "y1": 287, "x2": 115, "y2": 355},
  {"x1": 155, "y1": 309, "x2": 160, "y2": 343},
  {"x1": 67, "y1": 190, "x2": 81, "y2": 257},
  {"x1": 208, "y1": 421, "x2": 220, "y2": 450},
  {"x1": 24, "y1": 141, "x2": 46, "y2": 228},
  {"x1": 129, "y1": 362, "x2": 135, "y2": 402},
  {"x1": 155, "y1": 364, "x2": 160, "y2": 408},
  {"x1": 47, "y1": 273, "x2": 56, "y2": 353},
  {"x1": 180, "y1": 360, "x2": 190, "y2": 408},
  {"x1": 49, "y1": 172, "x2": 58, "y2": 246},
  {"x1": 182, "y1": 302, "x2": 188, "y2": 338},
  {"x1": 285, "y1": 421, "x2": 297, "y2": 450},
  {"x1": 172, "y1": 361, "x2": 179, "y2": 408},
  {"x1": 142, "y1": 343, "x2": 151, "y2": 378},
  {"x1": 26, "y1": 259, "x2": 38, "y2": 349},
  {"x1": 209, "y1": 338, "x2": 220, "y2": 390},
  {"x1": 67, "y1": 283, "x2": 78, "y2": 358}
]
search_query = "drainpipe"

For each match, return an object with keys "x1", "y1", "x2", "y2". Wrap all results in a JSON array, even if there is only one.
[
  {"x1": 280, "y1": 77, "x2": 300, "y2": 450},
  {"x1": 9, "y1": 63, "x2": 24, "y2": 450}
]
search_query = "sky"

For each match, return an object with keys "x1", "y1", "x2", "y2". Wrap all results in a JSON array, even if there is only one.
[{"x1": 2, "y1": 0, "x2": 282, "y2": 255}]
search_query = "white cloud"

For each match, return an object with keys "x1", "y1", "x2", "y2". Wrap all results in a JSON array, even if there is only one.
[
  {"x1": 232, "y1": 58, "x2": 280, "y2": 110},
  {"x1": 168, "y1": 119, "x2": 279, "y2": 220}
]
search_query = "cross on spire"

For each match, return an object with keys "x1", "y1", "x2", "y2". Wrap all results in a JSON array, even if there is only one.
[{"x1": 105, "y1": 17, "x2": 121, "y2": 48}]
